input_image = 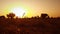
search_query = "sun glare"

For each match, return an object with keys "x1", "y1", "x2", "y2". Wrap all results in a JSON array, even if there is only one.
[{"x1": 10, "y1": 7, "x2": 26, "y2": 18}]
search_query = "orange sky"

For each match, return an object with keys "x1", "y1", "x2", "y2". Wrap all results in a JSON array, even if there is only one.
[{"x1": 0, "y1": 0, "x2": 60, "y2": 18}]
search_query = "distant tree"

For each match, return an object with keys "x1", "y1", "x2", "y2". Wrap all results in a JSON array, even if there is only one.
[
  {"x1": 36, "y1": 16, "x2": 40, "y2": 18},
  {"x1": 41, "y1": 13, "x2": 49, "y2": 19},
  {"x1": 33, "y1": 16, "x2": 40, "y2": 18},
  {"x1": 7, "y1": 13, "x2": 15, "y2": 19},
  {"x1": 0, "y1": 16, "x2": 5, "y2": 19}
]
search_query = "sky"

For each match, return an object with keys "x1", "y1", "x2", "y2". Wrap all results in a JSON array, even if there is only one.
[{"x1": 0, "y1": 0, "x2": 60, "y2": 18}]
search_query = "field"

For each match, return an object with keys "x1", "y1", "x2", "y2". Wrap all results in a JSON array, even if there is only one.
[{"x1": 0, "y1": 18, "x2": 60, "y2": 34}]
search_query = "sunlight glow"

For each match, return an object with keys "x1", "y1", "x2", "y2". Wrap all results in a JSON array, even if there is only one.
[{"x1": 11, "y1": 7, "x2": 26, "y2": 18}]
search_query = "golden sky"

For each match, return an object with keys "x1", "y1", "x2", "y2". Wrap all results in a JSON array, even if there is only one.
[{"x1": 0, "y1": 0, "x2": 60, "y2": 18}]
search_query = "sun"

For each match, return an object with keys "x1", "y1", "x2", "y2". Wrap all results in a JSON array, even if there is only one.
[{"x1": 10, "y1": 7, "x2": 26, "y2": 18}]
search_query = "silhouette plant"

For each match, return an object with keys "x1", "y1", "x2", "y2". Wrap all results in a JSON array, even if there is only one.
[
  {"x1": 7, "y1": 13, "x2": 15, "y2": 19},
  {"x1": 0, "y1": 16, "x2": 5, "y2": 19},
  {"x1": 41, "y1": 13, "x2": 49, "y2": 19}
]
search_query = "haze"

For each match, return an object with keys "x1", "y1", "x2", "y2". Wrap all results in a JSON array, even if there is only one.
[{"x1": 0, "y1": 0, "x2": 60, "y2": 18}]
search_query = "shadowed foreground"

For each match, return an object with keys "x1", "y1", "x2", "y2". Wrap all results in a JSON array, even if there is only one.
[
  {"x1": 0, "y1": 13, "x2": 60, "y2": 34},
  {"x1": 0, "y1": 17, "x2": 60, "y2": 34}
]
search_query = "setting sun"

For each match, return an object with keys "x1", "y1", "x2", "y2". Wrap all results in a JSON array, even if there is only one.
[{"x1": 10, "y1": 7, "x2": 26, "y2": 18}]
